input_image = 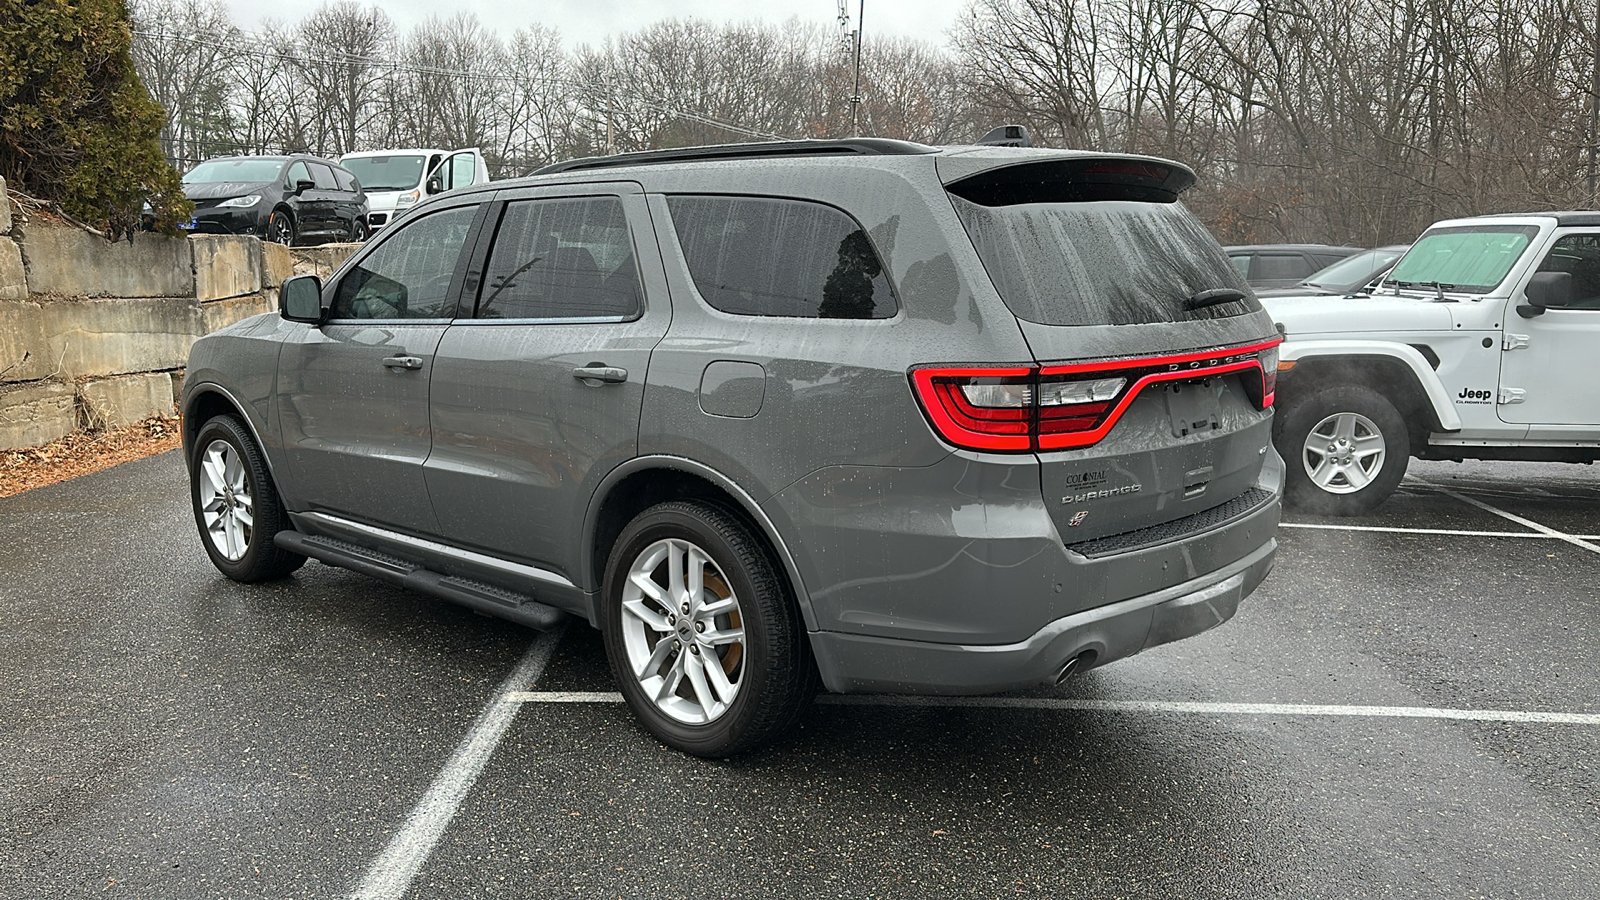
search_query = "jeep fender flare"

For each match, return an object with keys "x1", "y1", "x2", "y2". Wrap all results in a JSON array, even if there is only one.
[{"x1": 1279, "y1": 340, "x2": 1462, "y2": 432}]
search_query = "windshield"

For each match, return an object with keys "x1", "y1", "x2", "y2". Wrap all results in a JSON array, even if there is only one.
[
  {"x1": 1304, "y1": 247, "x2": 1407, "y2": 290},
  {"x1": 952, "y1": 197, "x2": 1258, "y2": 326},
  {"x1": 341, "y1": 155, "x2": 427, "y2": 191},
  {"x1": 183, "y1": 158, "x2": 284, "y2": 184},
  {"x1": 1386, "y1": 226, "x2": 1538, "y2": 294}
]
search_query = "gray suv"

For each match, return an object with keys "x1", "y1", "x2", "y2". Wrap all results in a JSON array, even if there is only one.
[{"x1": 182, "y1": 139, "x2": 1284, "y2": 756}]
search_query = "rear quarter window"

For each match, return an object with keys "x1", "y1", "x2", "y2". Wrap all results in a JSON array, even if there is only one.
[{"x1": 666, "y1": 195, "x2": 896, "y2": 319}]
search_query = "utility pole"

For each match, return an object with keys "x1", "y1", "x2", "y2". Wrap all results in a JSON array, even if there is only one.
[
  {"x1": 1590, "y1": 2, "x2": 1599, "y2": 202},
  {"x1": 839, "y1": 0, "x2": 864, "y2": 136}
]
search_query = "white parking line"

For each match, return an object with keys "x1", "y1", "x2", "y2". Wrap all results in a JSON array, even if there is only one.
[
  {"x1": 351, "y1": 627, "x2": 565, "y2": 900},
  {"x1": 506, "y1": 691, "x2": 1600, "y2": 725},
  {"x1": 1279, "y1": 523, "x2": 1596, "y2": 539},
  {"x1": 1421, "y1": 483, "x2": 1600, "y2": 556}
]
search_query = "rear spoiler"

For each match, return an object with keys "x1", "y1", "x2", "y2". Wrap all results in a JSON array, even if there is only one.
[{"x1": 941, "y1": 154, "x2": 1197, "y2": 206}]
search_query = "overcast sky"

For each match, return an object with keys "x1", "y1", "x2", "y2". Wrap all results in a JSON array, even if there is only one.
[{"x1": 219, "y1": 1, "x2": 969, "y2": 50}]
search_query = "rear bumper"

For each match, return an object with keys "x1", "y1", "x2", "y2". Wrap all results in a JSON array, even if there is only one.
[{"x1": 809, "y1": 536, "x2": 1275, "y2": 695}]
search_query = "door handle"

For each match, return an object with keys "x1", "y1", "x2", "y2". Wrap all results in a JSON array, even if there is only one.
[
  {"x1": 572, "y1": 364, "x2": 628, "y2": 384},
  {"x1": 382, "y1": 356, "x2": 423, "y2": 370}
]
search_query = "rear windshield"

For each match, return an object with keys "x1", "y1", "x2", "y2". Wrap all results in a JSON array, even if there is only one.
[
  {"x1": 951, "y1": 196, "x2": 1257, "y2": 326},
  {"x1": 1385, "y1": 225, "x2": 1538, "y2": 294}
]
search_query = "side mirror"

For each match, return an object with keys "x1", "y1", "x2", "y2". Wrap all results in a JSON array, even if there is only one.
[
  {"x1": 1518, "y1": 271, "x2": 1573, "y2": 318},
  {"x1": 279, "y1": 274, "x2": 325, "y2": 324},
  {"x1": 426, "y1": 176, "x2": 443, "y2": 194},
  {"x1": 294, "y1": 179, "x2": 316, "y2": 195}
]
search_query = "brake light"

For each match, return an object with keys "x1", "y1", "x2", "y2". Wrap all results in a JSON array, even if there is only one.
[
  {"x1": 910, "y1": 367, "x2": 1034, "y2": 451},
  {"x1": 1257, "y1": 343, "x2": 1279, "y2": 407},
  {"x1": 1078, "y1": 161, "x2": 1171, "y2": 180},
  {"x1": 911, "y1": 338, "x2": 1281, "y2": 452}
]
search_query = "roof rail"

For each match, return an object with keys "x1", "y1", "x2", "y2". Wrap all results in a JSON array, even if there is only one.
[{"x1": 532, "y1": 138, "x2": 938, "y2": 176}]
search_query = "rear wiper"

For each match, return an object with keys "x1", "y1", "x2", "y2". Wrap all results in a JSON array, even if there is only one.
[{"x1": 1184, "y1": 288, "x2": 1248, "y2": 310}]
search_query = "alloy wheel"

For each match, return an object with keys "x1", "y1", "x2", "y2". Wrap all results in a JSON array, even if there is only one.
[
  {"x1": 619, "y1": 538, "x2": 746, "y2": 725},
  {"x1": 1301, "y1": 411, "x2": 1386, "y2": 494},
  {"x1": 197, "y1": 439, "x2": 255, "y2": 561}
]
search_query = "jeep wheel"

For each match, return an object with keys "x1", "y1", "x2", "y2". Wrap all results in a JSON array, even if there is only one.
[
  {"x1": 1278, "y1": 385, "x2": 1409, "y2": 515},
  {"x1": 601, "y1": 501, "x2": 816, "y2": 757},
  {"x1": 190, "y1": 415, "x2": 306, "y2": 581}
]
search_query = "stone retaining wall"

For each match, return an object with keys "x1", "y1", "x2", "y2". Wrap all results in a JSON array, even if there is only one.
[{"x1": 0, "y1": 180, "x2": 361, "y2": 449}]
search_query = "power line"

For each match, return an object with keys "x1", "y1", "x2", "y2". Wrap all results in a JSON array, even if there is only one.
[{"x1": 129, "y1": 26, "x2": 793, "y2": 143}]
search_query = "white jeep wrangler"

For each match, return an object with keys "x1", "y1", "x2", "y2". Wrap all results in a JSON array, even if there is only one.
[{"x1": 1263, "y1": 212, "x2": 1600, "y2": 514}]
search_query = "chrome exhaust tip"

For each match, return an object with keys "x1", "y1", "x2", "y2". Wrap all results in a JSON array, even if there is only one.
[{"x1": 1054, "y1": 654, "x2": 1082, "y2": 685}]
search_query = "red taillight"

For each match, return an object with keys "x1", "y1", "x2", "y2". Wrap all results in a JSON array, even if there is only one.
[
  {"x1": 911, "y1": 337, "x2": 1282, "y2": 453},
  {"x1": 1259, "y1": 343, "x2": 1279, "y2": 408},
  {"x1": 910, "y1": 367, "x2": 1034, "y2": 451}
]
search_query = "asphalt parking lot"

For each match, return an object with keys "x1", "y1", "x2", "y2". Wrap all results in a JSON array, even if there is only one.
[{"x1": 1, "y1": 453, "x2": 1596, "y2": 899}]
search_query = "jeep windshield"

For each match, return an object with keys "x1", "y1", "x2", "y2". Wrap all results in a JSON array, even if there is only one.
[
  {"x1": 949, "y1": 183, "x2": 1256, "y2": 327},
  {"x1": 1384, "y1": 225, "x2": 1538, "y2": 295}
]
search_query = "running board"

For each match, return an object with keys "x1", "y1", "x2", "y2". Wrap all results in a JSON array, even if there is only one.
[{"x1": 274, "y1": 532, "x2": 568, "y2": 631}]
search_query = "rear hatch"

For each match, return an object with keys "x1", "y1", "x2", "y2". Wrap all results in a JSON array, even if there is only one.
[{"x1": 936, "y1": 153, "x2": 1280, "y2": 546}]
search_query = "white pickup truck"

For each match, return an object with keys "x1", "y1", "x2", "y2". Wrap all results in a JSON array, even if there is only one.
[
  {"x1": 338, "y1": 147, "x2": 490, "y2": 232},
  {"x1": 1263, "y1": 212, "x2": 1600, "y2": 514}
]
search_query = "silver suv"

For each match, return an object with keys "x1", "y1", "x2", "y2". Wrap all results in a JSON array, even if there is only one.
[{"x1": 182, "y1": 139, "x2": 1284, "y2": 756}]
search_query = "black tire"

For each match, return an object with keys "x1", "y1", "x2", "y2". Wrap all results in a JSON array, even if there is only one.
[
  {"x1": 1277, "y1": 385, "x2": 1410, "y2": 515},
  {"x1": 350, "y1": 217, "x2": 369, "y2": 242},
  {"x1": 601, "y1": 501, "x2": 817, "y2": 757},
  {"x1": 189, "y1": 415, "x2": 306, "y2": 582},
  {"x1": 267, "y1": 210, "x2": 296, "y2": 247}
]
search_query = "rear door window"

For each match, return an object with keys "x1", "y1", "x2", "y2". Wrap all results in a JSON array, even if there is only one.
[
  {"x1": 666, "y1": 195, "x2": 896, "y2": 319},
  {"x1": 476, "y1": 196, "x2": 642, "y2": 320},
  {"x1": 333, "y1": 167, "x2": 358, "y2": 192},
  {"x1": 309, "y1": 163, "x2": 338, "y2": 190}
]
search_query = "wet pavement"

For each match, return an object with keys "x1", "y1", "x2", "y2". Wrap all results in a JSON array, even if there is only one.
[{"x1": 1, "y1": 452, "x2": 1596, "y2": 898}]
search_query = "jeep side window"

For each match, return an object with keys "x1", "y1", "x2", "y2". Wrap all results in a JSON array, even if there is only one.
[
  {"x1": 330, "y1": 205, "x2": 478, "y2": 320},
  {"x1": 666, "y1": 195, "x2": 896, "y2": 319},
  {"x1": 476, "y1": 196, "x2": 642, "y2": 320},
  {"x1": 1534, "y1": 234, "x2": 1600, "y2": 310}
]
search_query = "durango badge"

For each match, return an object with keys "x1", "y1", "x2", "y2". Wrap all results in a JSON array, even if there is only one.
[{"x1": 1063, "y1": 482, "x2": 1143, "y2": 504}]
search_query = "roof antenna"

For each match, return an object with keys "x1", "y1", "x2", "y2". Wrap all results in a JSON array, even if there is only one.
[{"x1": 975, "y1": 125, "x2": 1032, "y2": 147}]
